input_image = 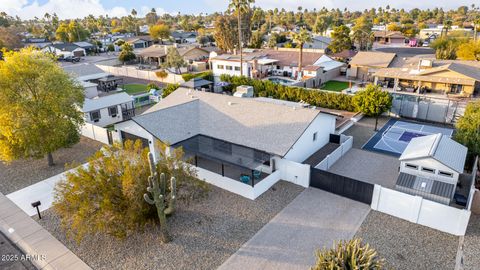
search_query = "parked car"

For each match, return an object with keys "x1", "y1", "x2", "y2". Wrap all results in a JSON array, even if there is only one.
[
  {"x1": 64, "y1": 56, "x2": 81, "y2": 62},
  {"x1": 422, "y1": 42, "x2": 429, "y2": 47}
]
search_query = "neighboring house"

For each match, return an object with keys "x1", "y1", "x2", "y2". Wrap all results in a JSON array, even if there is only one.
[
  {"x1": 303, "y1": 36, "x2": 331, "y2": 50},
  {"x1": 23, "y1": 38, "x2": 52, "y2": 48},
  {"x1": 73, "y1": 41, "x2": 95, "y2": 53},
  {"x1": 303, "y1": 55, "x2": 346, "y2": 87},
  {"x1": 373, "y1": 59, "x2": 480, "y2": 97},
  {"x1": 82, "y1": 92, "x2": 135, "y2": 127},
  {"x1": 373, "y1": 31, "x2": 406, "y2": 45},
  {"x1": 271, "y1": 26, "x2": 287, "y2": 34},
  {"x1": 136, "y1": 44, "x2": 210, "y2": 69},
  {"x1": 171, "y1": 31, "x2": 198, "y2": 44},
  {"x1": 347, "y1": 51, "x2": 396, "y2": 81},
  {"x1": 396, "y1": 133, "x2": 467, "y2": 205},
  {"x1": 419, "y1": 26, "x2": 473, "y2": 39},
  {"x1": 210, "y1": 48, "x2": 323, "y2": 81},
  {"x1": 42, "y1": 43, "x2": 86, "y2": 58},
  {"x1": 125, "y1": 36, "x2": 153, "y2": 49},
  {"x1": 114, "y1": 88, "x2": 337, "y2": 198}
]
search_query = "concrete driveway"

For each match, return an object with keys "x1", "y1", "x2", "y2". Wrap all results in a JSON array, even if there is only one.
[{"x1": 218, "y1": 188, "x2": 370, "y2": 270}]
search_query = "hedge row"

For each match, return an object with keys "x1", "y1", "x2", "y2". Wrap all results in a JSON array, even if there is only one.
[
  {"x1": 220, "y1": 74, "x2": 356, "y2": 112},
  {"x1": 181, "y1": 71, "x2": 214, "y2": 82}
]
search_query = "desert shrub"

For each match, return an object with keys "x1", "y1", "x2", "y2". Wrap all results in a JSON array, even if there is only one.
[{"x1": 312, "y1": 238, "x2": 385, "y2": 270}]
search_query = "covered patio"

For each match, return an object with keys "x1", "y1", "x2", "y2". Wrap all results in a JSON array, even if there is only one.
[{"x1": 172, "y1": 135, "x2": 273, "y2": 187}]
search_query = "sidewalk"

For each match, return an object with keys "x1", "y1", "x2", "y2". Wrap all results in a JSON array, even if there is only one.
[
  {"x1": 6, "y1": 163, "x2": 89, "y2": 217},
  {"x1": 218, "y1": 188, "x2": 370, "y2": 270}
]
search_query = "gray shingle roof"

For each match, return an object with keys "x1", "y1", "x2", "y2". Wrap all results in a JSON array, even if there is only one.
[
  {"x1": 134, "y1": 88, "x2": 324, "y2": 156},
  {"x1": 399, "y1": 133, "x2": 468, "y2": 173}
]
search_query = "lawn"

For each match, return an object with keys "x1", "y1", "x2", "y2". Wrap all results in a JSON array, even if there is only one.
[
  {"x1": 320, "y1": 80, "x2": 350, "y2": 92},
  {"x1": 123, "y1": 84, "x2": 149, "y2": 95}
]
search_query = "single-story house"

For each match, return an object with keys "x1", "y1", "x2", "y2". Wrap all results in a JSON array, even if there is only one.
[
  {"x1": 210, "y1": 48, "x2": 325, "y2": 81},
  {"x1": 373, "y1": 31, "x2": 406, "y2": 45},
  {"x1": 180, "y1": 78, "x2": 213, "y2": 91},
  {"x1": 82, "y1": 92, "x2": 135, "y2": 127},
  {"x1": 136, "y1": 45, "x2": 210, "y2": 68},
  {"x1": 114, "y1": 87, "x2": 337, "y2": 198},
  {"x1": 73, "y1": 41, "x2": 96, "y2": 53},
  {"x1": 347, "y1": 51, "x2": 396, "y2": 81},
  {"x1": 125, "y1": 36, "x2": 154, "y2": 49},
  {"x1": 373, "y1": 59, "x2": 480, "y2": 97},
  {"x1": 396, "y1": 133, "x2": 468, "y2": 205},
  {"x1": 23, "y1": 38, "x2": 52, "y2": 48},
  {"x1": 171, "y1": 31, "x2": 198, "y2": 44},
  {"x1": 42, "y1": 43, "x2": 86, "y2": 58}
]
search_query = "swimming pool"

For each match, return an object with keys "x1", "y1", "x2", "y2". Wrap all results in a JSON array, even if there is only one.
[{"x1": 267, "y1": 77, "x2": 297, "y2": 86}]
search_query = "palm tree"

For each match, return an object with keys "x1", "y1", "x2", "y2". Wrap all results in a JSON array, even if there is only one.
[
  {"x1": 443, "y1": 20, "x2": 453, "y2": 37},
  {"x1": 228, "y1": 0, "x2": 255, "y2": 77},
  {"x1": 131, "y1": 9, "x2": 138, "y2": 36},
  {"x1": 293, "y1": 28, "x2": 312, "y2": 80}
]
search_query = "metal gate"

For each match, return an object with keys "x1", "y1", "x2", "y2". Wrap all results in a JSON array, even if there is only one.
[{"x1": 310, "y1": 168, "x2": 374, "y2": 204}]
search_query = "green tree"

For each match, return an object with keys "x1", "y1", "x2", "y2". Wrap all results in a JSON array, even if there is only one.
[
  {"x1": 312, "y1": 239, "x2": 385, "y2": 270},
  {"x1": 352, "y1": 84, "x2": 392, "y2": 131},
  {"x1": 229, "y1": 0, "x2": 255, "y2": 76},
  {"x1": 249, "y1": 30, "x2": 264, "y2": 48},
  {"x1": 149, "y1": 24, "x2": 171, "y2": 43},
  {"x1": 292, "y1": 28, "x2": 312, "y2": 79},
  {"x1": 454, "y1": 100, "x2": 480, "y2": 158},
  {"x1": 457, "y1": 40, "x2": 480, "y2": 60},
  {"x1": 53, "y1": 140, "x2": 208, "y2": 242},
  {"x1": 352, "y1": 16, "x2": 373, "y2": 51},
  {"x1": 163, "y1": 47, "x2": 186, "y2": 74},
  {"x1": 0, "y1": 48, "x2": 84, "y2": 166},
  {"x1": 328, "y1": 25, "x2": 352, "y2": 53},
  {"x1": 267, "y1": 32, "x2": 279, "y2": 48},
  {"x1": 213, "y1": 15, "x2": 238, "y2": 53},
  {"x1": 55, "y1": 22, "x2": 69, "y2": 42},
  {"x1": 118, "y1": 42, "x2": 136, "y2": 64},
  {"x1": 430, "y1": 37, "x2": 461, "y2": 59}
]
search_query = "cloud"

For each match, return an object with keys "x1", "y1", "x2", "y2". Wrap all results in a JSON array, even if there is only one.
[{"x1": 0, "y1": 0, "x2": 129, "y2": 19}]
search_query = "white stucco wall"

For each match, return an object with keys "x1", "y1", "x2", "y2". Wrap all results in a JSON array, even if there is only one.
[
  {"x1": 84, "y1": 104, "x2": 127, "y2": 127},
  {"x1": 283, "y1": 113, "x2": 336, "y2": 163}
]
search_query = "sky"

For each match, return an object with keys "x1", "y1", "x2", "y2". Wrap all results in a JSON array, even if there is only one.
[{"x1": 0, "y1": 0, "x2": 477, "y2": 19}]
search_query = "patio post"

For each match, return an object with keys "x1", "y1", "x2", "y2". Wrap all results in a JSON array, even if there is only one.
[
  {"x1": 221, "y1": 163, "x2": 224, "y2": 177},
  {"x1": 251, "y1": 170, "x2": 255, "y2": 187},
  {"x1": 194, "y1": 155, "x2": 198, "y2": 167}
]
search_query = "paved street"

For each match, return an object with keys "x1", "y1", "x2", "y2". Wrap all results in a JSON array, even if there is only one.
[{"x1": 218, "y1": 188, "x2": 370, "y2": 270}]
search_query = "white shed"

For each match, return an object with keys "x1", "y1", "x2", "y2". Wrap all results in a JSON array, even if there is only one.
[{"x1": 399, "y1": 133, "x2": 467, "y2": 184}]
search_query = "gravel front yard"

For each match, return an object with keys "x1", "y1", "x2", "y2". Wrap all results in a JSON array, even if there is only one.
[
  {"x1": 0, "y1": 137, "x2": 104, "y2": 194},
  {"x1": 463, "y1": 214, "x2": 480, "y2": 270},
  {"x1": 36, "y1": 181, "x2": 304, "y2": 270},
  {"x1": 355, "y1": 211, "x2": 458, "y2": 270}
]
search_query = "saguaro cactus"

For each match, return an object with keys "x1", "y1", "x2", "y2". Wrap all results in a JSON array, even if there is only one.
[{"x1": 144, "y1": 152, "x2": 177, "y2": 243}]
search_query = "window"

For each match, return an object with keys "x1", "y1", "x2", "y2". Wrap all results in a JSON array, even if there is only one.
[
  {"x1": 213, "y1": 140, "x2": 232, "y2": 155},
  {"x1": 108, "y1": 106, "x2": 118, "y2": 117},
  {"x1": 405, "y1": 163, "x2": 418, "y2": 170},
  {"x1": 234, "y1": 66, "x2": 241, "y2": 71},
  {"x1": 421, "y1": 167, "x2": 435, "y2": 174},
  {"x1": 90, "y1": 110, "x2": 101, "y2": 122},
  {"x1": 439, "y1": 171, "x2": 453, "y2": 178},
  {"x1": 226, "y1": 65, "x2": 233, "y2": 70},
  {"x1": 217, "y1": 65, "x2": 224, "y2": 70},
  {"x1": 313, "y1": 132, "x2": 317, "y2": 141}
]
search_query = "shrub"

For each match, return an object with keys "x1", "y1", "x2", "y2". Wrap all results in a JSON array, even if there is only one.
[
  {"x1": 312, "y1": 238, "x2": 385, "y2": 270},
  {"x1": 182, "y1": 71, "x2": 214, "y2": 82},
  {"x1": 147, "y1": 82, "x2": 160, "y2": 90},
  {"x1": 162, "y1": 83, "x2": 180, "y2": 98},
  {"x1": 53, "y1": 140, "x2": 208, "y2": 242},
  {"x1": 219, "y1": 74, "x2": 356, "y2": 112}
]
